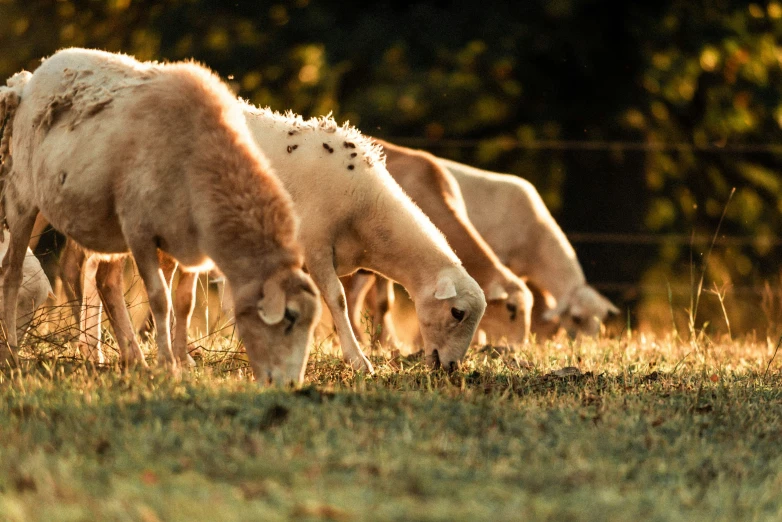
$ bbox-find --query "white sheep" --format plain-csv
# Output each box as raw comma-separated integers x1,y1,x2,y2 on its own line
64,103,488,373
0,48,321,383
438,158,619,337
0,230,54,344
240,105,486,372
343,138,534,346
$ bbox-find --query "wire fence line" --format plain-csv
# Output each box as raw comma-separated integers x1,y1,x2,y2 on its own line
386,137,782,154
561,231,782,298
589,281,776,298
565,232,782,247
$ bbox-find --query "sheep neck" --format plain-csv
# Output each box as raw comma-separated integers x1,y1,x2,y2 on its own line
355,182,462,300
522,225,586,303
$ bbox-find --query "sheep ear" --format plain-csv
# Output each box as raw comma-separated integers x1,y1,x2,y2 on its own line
486,281,509,302
434,275,457,300
605,299,620,315
588,285,620,316
258,278,286,325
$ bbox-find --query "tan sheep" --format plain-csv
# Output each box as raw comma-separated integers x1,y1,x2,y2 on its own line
51,99,487,373
0,48,321,383
343,139,534,347
438,158,619,338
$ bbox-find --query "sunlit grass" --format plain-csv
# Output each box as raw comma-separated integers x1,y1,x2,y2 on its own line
1,317,781,521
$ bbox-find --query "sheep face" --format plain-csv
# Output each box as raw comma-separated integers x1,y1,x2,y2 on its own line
416,267,486,371
478,281,533,345
545,285,619,338
232,268,322,385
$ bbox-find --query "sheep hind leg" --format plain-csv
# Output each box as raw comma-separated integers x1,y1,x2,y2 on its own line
127,241,177,373
95,258,148,368
171,269,197,367
343,270,377,344
1,207,39,366
59,237,87,336
375,277,400,348
307,257,374,373
58,239,106,363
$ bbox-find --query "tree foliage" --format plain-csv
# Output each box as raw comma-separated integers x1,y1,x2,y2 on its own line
1,0,780,334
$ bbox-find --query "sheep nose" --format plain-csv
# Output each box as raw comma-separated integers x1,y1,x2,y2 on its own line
429,349,442,370
447,360,459,373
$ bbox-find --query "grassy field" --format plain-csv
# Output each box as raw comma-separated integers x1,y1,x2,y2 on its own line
1,322,781,522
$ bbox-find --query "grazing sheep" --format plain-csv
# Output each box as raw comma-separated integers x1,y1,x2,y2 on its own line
239,106,486,372
438,158,619,338
343,139,534,347
0,48,321,383
52,101,486,373
0,230,54,343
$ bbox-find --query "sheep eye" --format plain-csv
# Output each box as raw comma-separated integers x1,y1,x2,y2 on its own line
284,308,299,334
506,303,518,321
451,307,465,322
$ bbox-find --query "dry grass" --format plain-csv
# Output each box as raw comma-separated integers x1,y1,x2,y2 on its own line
0,299,781,522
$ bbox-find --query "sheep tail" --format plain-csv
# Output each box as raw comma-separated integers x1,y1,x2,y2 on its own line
0,70,32,236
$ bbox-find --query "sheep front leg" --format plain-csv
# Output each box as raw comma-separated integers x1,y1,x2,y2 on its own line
172,269,197,367
307,258,374,373
138,251,177,339
129,244,177,371
1,209,39,366
95,258,148,367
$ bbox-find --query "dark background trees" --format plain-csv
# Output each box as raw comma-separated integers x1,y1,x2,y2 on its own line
2,0,781,336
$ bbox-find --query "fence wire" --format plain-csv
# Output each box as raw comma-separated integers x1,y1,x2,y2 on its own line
387,137,782,154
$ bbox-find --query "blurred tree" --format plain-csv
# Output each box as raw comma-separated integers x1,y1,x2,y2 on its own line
1,0,780,335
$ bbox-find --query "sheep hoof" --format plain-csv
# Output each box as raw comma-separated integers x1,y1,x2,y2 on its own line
156,354,181,377
345,354,375,374
76,342,105,364
180,354,196,368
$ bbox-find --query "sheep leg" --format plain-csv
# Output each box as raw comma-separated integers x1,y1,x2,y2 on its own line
129,244,177,371
138,251,177,339
76,254,104,363
375,277,400,347
1,207,39,365
27,212,50,252
172,269,197,367
95,258,148,367
307,258,374,373
344,271,377,344
348,274,400,347
59,237,87,332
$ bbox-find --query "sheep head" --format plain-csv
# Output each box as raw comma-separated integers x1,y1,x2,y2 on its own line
415,266,486,371
231,267,322,385
542,285,619,337
478,277,533,346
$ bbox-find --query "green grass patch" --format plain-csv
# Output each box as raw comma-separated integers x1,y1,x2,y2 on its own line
1,334,781,521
